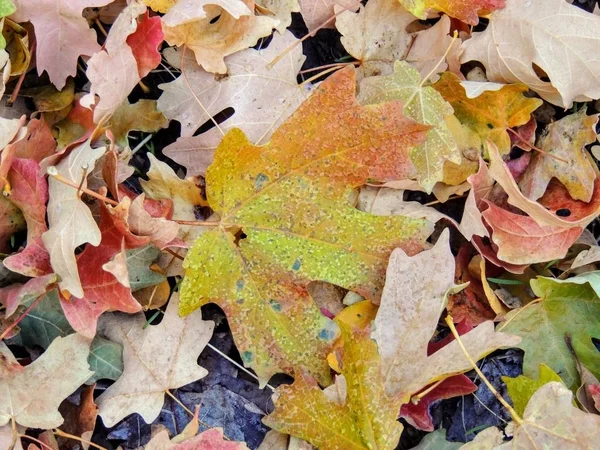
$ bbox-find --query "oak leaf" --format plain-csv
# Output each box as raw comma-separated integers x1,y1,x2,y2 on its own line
433,73,542,156
358,60,459,193
11,0,113,89
462,382,600,449
264,324,404,450
42,138,105,298
159,30,310,175
96,294,214,427
162,0,278,74
399,0,504,25
499,275,600,389
180,67,433,384
519,108,598,202
373,229,520,399
0,334,93,429
461,0,600,107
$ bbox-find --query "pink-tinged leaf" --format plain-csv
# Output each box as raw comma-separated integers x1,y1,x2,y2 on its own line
8,158,48,241
126,12,163,78
506,152,532,179
0,274,57,318
60,203,143,338
460,160,493,241
482,202,583,265
3,237,52,278
472,235,528,274
589,384,600,412
509,118,537,152
146,428,249,449
11,0,115,89
118,185,175,218
400,375,477,431
8,118,56,162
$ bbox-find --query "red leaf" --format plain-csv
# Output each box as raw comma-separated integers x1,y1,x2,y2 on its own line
126,12,163,78
59,202,143,338
400,374,477,431
4,237,52,278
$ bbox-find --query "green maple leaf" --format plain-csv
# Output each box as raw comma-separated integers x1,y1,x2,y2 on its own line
180,67,433,385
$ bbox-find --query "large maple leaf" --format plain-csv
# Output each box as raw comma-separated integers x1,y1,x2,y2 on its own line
11,0,114,89
180,67,433,385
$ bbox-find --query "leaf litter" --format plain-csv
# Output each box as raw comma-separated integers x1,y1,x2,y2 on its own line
2,0,600,449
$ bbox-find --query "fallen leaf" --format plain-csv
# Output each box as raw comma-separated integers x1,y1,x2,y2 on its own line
373,229,520,399
519,108,598,202
399,0,504,25
180,67,433,384
459,160,492,240
502,364,562,416
264,324,404,450
57,384,97,450
96,294,214,427
400,375,476,431
126,194,180,250
461,0,600,107
0,334,93,429
42,138,105,298
10,0,113,89
58,201,144,338
482,202,583,265
0,193,24,251
413,429,461,450
145,427,249,449
162,0,278,74
159,30,310,175
107,99,168,146
463,382,600,449
488,142,600,229
335,0,416,78
162,0,252,27
257,0,299,33
433,72,542,156
126,10,164,77
84,0,146,122
126,244,166,291
500,275,600,389
359,60,459,193
143,0,175,13
298,0,358,32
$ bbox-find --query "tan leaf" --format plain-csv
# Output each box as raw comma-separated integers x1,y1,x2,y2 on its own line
461,0,600,107
257,0,300,32
519,108,598,202
162,0,278,74
42,139,105,298
459,160,492,241
298,0,358,32
335,0,416,77
162,0,252,27
0,334,93,429
96,294,214,426
461,382,600,449
373,229,520,399
127,194,180,249
159,30,310,175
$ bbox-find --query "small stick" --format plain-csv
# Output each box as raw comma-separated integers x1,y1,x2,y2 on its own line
0,290,48,341
445,315,522,425
175,219,220,226
53,429,107,450
18,434,56,450
8,39,36,106
165,248,185,261
506,128,568,164
46,168,119,206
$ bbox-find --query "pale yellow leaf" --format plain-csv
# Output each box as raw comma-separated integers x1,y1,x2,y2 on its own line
0,334,93,429
298,0,358,32
257,0,300,32
96,294,214,427
42,139,105,298
162,0,252,27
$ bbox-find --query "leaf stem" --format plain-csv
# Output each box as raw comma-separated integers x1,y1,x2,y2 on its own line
174,219,220,226
0,289,49,341
506,128,568,163
18,434,55,450
444,315,523,425
46,169,119,206
53,429,107,450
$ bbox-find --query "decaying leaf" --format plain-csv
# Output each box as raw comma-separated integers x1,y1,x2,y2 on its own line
359,60,459,193
519,108,598,202
162,0,278,74
11,0,113,89
0,334,93,429
433,73,542,156
96,294,214,427
500,275,600,389
42,138,105,298
399,0,504,25
159,30,310,175
264,324,404,450
372,229,520,399
180,67,433,384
